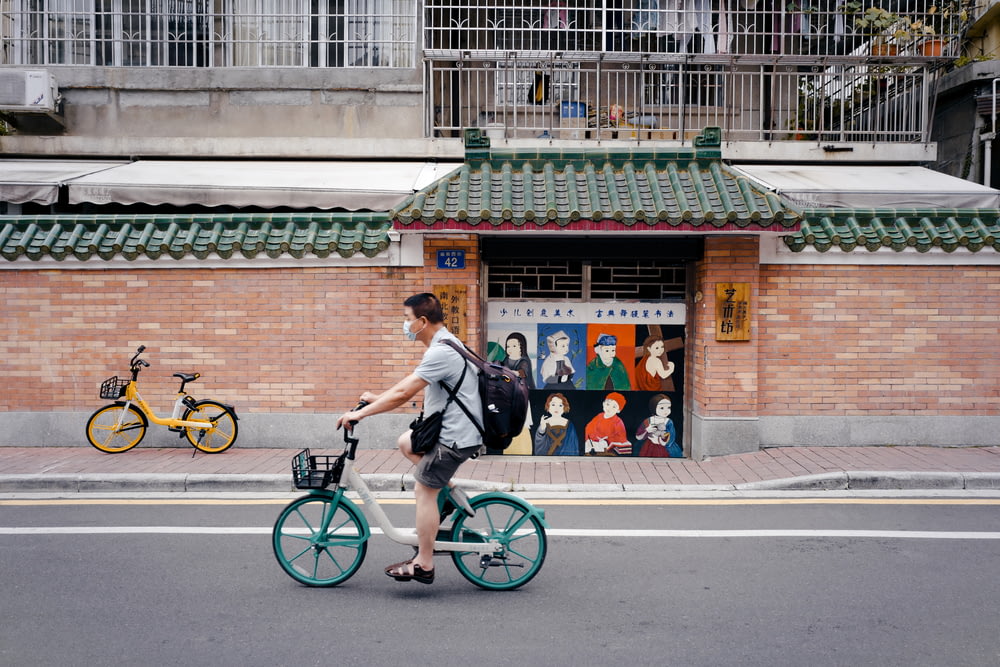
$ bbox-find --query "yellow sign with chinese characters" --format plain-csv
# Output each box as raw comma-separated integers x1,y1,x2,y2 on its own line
715,282,750,341
434,284,468,341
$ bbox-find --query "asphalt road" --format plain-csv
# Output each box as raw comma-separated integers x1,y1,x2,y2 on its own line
2,494,1000,667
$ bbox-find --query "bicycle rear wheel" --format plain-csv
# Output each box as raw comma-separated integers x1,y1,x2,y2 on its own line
182,400,238,453
272,494,369,587
450,495,547,590
85,403,147,453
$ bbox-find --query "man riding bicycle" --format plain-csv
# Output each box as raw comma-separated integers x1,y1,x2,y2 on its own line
335,292,482,584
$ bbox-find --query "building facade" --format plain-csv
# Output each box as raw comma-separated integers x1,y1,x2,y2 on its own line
1,1,999,458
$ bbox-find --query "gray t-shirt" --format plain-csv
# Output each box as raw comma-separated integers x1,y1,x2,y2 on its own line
414,328,484,450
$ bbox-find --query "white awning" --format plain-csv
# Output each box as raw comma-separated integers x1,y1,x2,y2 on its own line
0,160,128,205
65,160,460,210
731,165,1000,209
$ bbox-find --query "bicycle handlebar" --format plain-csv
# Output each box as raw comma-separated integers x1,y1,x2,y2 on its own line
341,400,369,450
339,400,367,434
129,345,150,378
344,400,369,428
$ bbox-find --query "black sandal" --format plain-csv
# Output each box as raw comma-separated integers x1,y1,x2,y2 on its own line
385,559,435,584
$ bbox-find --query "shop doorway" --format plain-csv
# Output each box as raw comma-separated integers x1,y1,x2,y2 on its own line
482,237,699,458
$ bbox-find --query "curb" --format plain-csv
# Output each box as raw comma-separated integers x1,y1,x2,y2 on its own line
731,471,1000,492
846,470,964,490
963,472,1000,490
0,473,291,494
735,472,849,491
2,471,1000,494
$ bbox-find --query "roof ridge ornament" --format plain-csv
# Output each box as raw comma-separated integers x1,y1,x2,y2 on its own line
463,127,491,149
694,126,722,148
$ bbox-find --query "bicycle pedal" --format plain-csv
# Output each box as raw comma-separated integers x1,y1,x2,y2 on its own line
167,427,183,433
480,555,523,569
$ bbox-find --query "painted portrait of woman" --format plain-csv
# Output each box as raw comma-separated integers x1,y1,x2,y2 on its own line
501,332,535,389
635,334,676,392
533,392,580,456
635,393,682,458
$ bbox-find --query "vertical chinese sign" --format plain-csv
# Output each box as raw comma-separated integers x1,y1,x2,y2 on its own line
434,284,467,341
486,301,686,458
715,283,750,341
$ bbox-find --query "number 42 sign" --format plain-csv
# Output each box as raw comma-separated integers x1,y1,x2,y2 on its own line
436,249,466,269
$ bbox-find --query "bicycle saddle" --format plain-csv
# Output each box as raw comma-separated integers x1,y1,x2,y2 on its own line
173,373,200,383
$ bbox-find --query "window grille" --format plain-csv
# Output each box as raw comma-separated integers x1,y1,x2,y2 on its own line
641,63,722,107
429,59,929,143
2,0,416,67
589,261,686,300
5,0,212,66
488,260,585,300
487,259,686,301
494,60,579,107
424,1,972,61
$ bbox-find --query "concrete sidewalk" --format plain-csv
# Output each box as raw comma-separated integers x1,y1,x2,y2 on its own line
2,444,1000,494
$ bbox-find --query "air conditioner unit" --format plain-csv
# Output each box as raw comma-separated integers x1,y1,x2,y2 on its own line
0,69,59,113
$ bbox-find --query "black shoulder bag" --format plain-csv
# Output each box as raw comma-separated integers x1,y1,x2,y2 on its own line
408,357,467,454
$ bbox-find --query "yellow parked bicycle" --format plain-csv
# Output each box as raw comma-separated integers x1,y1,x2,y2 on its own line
86,345,238,454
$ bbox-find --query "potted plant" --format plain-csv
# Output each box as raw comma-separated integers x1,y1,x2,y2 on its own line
850,5,905,55
914,1,971,56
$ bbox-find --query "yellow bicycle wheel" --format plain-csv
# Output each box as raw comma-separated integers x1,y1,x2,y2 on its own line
182,400,238,453
85,404,147,453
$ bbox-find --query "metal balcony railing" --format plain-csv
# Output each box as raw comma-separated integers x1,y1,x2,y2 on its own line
428,57,931,143
2,1,974,68
424,0,975,62
0,0,972,144
1,0,417,67
423,1,980,144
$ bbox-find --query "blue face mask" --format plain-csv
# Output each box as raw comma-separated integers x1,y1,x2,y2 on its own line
402,318,423,341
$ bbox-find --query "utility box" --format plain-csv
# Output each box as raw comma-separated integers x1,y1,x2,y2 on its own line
0,69,65,133
0,70,59,113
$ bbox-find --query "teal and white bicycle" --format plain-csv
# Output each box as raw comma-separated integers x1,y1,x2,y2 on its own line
271,408,548,590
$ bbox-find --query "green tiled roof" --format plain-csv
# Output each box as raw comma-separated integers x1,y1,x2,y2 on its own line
392,151,798,232
785,210,1000,252
0,213,393,261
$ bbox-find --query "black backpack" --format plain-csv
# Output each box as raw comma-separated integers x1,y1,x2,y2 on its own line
439,338,530,450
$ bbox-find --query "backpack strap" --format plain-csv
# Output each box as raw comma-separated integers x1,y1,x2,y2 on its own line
441,337,485,363
440,378,485,438
417,341,467,421
438,339,486,438
438,349,467,413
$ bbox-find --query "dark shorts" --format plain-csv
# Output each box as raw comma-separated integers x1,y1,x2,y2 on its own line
414,443,481,489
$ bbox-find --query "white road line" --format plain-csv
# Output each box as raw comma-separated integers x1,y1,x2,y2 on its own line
547,529,1000,539
0,526,274,534
3,526,1000,539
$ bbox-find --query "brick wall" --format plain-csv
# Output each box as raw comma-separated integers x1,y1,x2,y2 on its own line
690,236,760,419
5,233,999,434
0,235,480,414
688,239,1000,422
757,263,1000,416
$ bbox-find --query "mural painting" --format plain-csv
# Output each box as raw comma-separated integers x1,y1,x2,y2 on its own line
535,323,586,391
533,392,580,456
487,302,685,457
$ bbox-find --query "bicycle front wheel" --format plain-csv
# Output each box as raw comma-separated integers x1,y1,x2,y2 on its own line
86,403,147,453
450,496,547,591
272,494,369,587
182,400,238,453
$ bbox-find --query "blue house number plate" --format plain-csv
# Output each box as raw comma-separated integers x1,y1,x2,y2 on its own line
437,249,465,269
